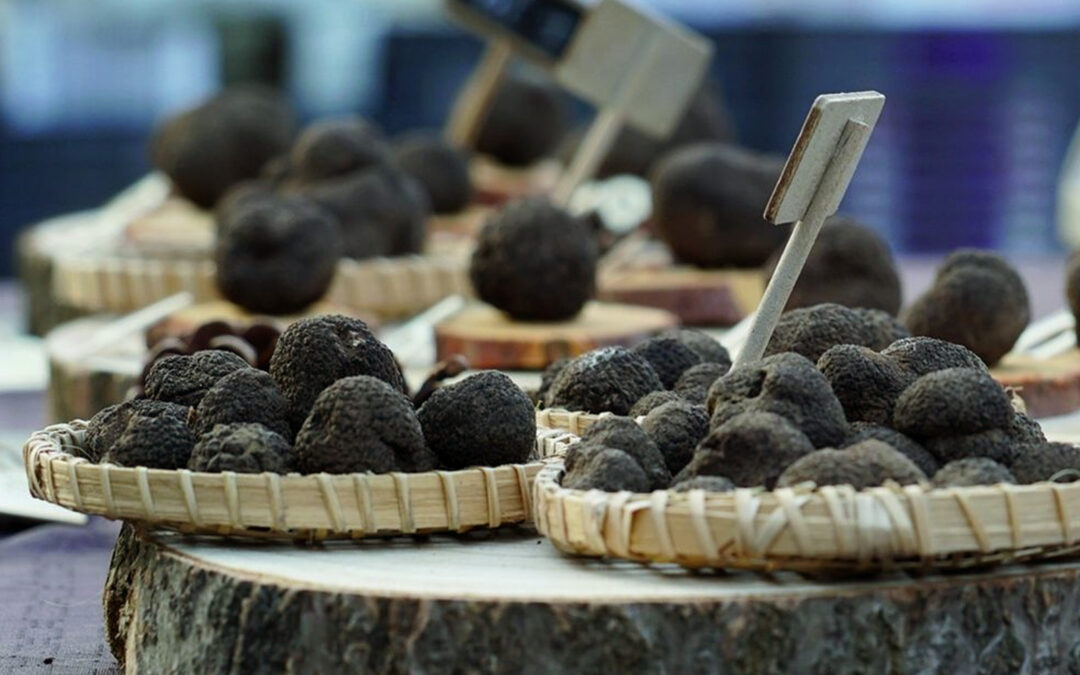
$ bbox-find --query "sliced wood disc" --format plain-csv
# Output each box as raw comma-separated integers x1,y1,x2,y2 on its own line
105,524,1080,672
598,266,764,326
992,349,1080,418
434,301,679,370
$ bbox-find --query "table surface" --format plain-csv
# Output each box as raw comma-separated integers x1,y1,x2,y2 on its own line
0,253,1076,671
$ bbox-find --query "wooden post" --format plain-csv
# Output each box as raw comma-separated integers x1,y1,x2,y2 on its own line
735,92,885,367
444,39,514,149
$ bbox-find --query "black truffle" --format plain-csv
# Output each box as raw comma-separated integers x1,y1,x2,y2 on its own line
903,250,1030,366
687,411,814,488
764,217,902,314
188,423,294,474
631,336,702,389
1010,442,1080,484
544,346,663,415
536,357,570,406
150,87,295,208
1010,411,1047,445
893,368,1012,438
846,422,939,477
469,198,597,321
880,336,988,377
562,445,650,493
144,350,251,407
650,142,786,268
628,390,683,418
85,399,190,463
269,315,406,431
393,132,472,214
775,440,926,490
924,428,1017,467
289,117,390,181
932,458,1015,488
670,475,735,493
192,368,292,440
578,416,670,489
474,69,568,167
641,400,709,475
418,371,536,469
662,328,731,367
294,376,434,474
103,414,196,469
764,303,908,363
707,352,848,448
674,362,729,405
817,344,913,425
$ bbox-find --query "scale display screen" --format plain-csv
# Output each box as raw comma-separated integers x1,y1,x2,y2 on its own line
455,0,584,58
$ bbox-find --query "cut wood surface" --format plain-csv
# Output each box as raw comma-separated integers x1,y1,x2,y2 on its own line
993,348,1080,418
105,523,1080,673
434,301,678,370
598,266,763,326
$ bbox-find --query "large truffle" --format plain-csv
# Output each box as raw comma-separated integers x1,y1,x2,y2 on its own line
631,336,702,389
150,86,295,208
846,422,939,477
544,346,663,415
817,344,913,425
85,399,189,463
775,440,926,490
707,352,848,448
561,445,650,493
628,390,683,418
893,368,1012,438
1010,442,1080,484
188,423,294,474
686,411,814,488
103,414,196,469
294,376,434,474
418,371,535,469
932,458,1015,488
144,350,251,407
469,198,597,321
879,336,987,377
764,217,902,314
216,194,342,314
269,315,406,431
764,303,908,363
393,132,472,214
674,362,729,405
641,400,709,475
577,416,670,489
924,429,1018,467
903,250,1030,366
474,69,568,167
650,142,786,268
192,367,291,440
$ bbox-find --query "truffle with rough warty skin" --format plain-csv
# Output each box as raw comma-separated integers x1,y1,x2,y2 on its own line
846,422,939,477
85,399,190,463
191,367,292,440
932,458,1015,488
577,416,670,489
685,411,814,488
561,445,650,493
775,440,926,490
661,328,732,367
880,336,988,377
1010,442,1080,484
764,303,908,363
641,400,709,475
631,336,702,389
188,423,295,474
674,362,729,405
893,368,1012,439
817,344,914,425
628,390,683,418
545,346,663,416
144,350,251,408
103,414,196,470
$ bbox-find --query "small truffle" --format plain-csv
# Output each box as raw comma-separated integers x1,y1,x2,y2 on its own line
932,458,1015,488
216,194,342,314
775,440,926,490
144,350,251,407
469,198,597,321
294,376,434,474
289,117,390,181
661,328,732,367
650,142,786,268
85,399,190,463
687,412,815,488
674,362,729,405
893,368,1012,438
817,344,913,425
418,371,536,469
269,315,406,431
1010,442,1080,484
562,445,650,493
192,368,291,440
880,336,987,377
545,346,663,416
474,69,568,167
631,336,702,389
846,422,939,477
903,250,1030,366
924,429,1017,467
103,414,196,469
188,423,294,474
641,400,709,475
628,390,683,418
764,303,909,363
763,217,902,314
393,132,472,214
670,475,735,493
578,416,670,489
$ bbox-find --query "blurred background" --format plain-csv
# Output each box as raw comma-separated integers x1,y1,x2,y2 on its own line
4,0,1080,276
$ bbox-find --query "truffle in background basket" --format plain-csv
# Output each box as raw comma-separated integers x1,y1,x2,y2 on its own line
393,132,473,215
473,68,569,168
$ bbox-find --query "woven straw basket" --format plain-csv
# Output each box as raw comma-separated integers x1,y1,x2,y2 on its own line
24,421,573,540
533,432,1080,572
50,254,470,320
534,409,612,436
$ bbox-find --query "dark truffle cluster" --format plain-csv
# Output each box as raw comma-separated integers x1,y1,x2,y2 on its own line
640,400,709,475
765,303,908,363
85,399,190,463
393,132,472,214
544,346,663,416
192,368,292,440
104,414,197,470
141,320,281,388
681,412,814,488
144,350,251,407
469,198,597,321
561,416,670,492
903,250,1030,365
474,68,569,167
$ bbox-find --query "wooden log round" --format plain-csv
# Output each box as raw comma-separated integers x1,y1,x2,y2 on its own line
434,301,679,370
597,266,764,326
993,349,1080,418
105,524,1080,673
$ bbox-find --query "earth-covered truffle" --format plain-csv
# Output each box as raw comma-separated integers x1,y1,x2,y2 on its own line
545,346,663,415
818,344,913,425
294,376,434,474
269,315,406,431
686,411,814,488
775,440,926,490
103,414,196,469
417,371,535,469
474,69,568,167
562,445,650,493
192,368,292,440
469,198,597,321
846,422,939,477
674,362,729,405
393,132,472,214
85,399,189,463
903,250,1030,366
880,336,987,377
628,390,683,418
670,475,735,493
578,416,670,489
764,303,908,363
144,350,251,407
641,400,709,475
1010,442,1080,484
932,458,1015,488
631,336,702,389
188,423,294,474
216,195,342,314
893,368,1012,438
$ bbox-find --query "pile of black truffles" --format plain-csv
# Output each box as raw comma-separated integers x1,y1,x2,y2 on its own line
83,315,537,476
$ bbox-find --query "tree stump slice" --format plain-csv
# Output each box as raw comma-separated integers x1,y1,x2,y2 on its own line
598,266,764,326
434,301,678,370
104,524,1080,673
45,317,144,423
992,349,1080,418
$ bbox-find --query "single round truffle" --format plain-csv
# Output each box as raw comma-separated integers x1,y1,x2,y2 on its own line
1010,442,1080,484
1010,411,1047,445
578,416,670,489
674,362,729,405
561,445,650,493
192,368,291,440
661,328,731,367
893,368,1013,438
924,429,1018,467
189,423,294,474
216,194,342,314
775,440,926,490
670,475,735,493
393,132,472,214
880,336,988,377
103,414,196,469
628,390,683,418
418,371,535,469
764,303,908,363
289,117,390,181
932,458,1015,488
817,344,914,425
641,400,709,475
688,411,815,488
631,336,702,389
650,142,786,268
150,87,295,208
294,376,434,474
144,350,251,407
85,399,190,463
474,69,568,167
269,315,406,431
544,346,663,415
764,217,902,314
469,198,597,321
846,422,939,477
903,250,1030,366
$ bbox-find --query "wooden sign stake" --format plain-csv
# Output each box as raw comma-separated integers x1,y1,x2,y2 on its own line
735,91,885,367
445,39,514,148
